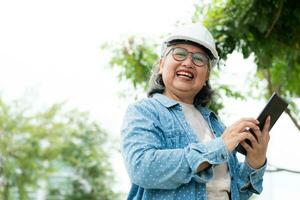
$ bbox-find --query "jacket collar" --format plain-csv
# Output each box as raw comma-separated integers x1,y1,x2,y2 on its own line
152,93,218,119
153,93,179,108
197,105,218,120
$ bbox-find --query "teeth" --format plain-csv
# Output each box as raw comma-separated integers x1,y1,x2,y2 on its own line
177,71,193,78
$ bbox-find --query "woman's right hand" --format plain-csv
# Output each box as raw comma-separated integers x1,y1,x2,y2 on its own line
221,118,260,152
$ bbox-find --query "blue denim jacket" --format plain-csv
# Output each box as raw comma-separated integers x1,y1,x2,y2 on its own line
121,93,266,200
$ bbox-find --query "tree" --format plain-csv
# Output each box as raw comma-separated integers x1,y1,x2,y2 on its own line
0,97,120,200
103,36,159,91
194,0,300,130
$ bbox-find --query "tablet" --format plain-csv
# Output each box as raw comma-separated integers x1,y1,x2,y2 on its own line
235,93,289,155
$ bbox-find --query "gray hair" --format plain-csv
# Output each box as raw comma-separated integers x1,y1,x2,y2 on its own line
147,61,165,96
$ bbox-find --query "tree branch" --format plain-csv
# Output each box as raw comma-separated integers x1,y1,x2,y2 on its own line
284,107,300,131
266,163,300,174
264,67,300,132
265,0,284,38
265,68,273,96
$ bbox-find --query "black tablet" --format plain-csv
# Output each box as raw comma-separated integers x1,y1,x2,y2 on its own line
235,93,289,155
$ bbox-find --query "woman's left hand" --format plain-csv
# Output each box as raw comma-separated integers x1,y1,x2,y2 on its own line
241,116,271,169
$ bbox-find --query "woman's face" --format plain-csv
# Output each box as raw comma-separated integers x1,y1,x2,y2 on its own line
159,43,210,104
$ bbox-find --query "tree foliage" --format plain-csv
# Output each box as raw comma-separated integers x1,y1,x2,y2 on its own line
194,0,300,130
0,97,119,200
106,36,159,90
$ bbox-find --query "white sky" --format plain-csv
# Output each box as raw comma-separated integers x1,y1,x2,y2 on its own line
1,0,300,199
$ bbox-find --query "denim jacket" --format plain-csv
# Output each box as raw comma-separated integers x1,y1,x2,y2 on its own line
121,93,266,200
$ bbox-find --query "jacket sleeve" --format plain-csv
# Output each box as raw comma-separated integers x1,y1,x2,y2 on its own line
121,103,230,190
236,154,267,199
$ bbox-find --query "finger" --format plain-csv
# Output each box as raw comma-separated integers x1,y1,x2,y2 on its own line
264,131,270,143
241,141,253,153
262,116,271,134
235,121,260,133
250,128,262,144
262,118,271,143
229,118,259,134
246,132,258,146
238,131,253,142
234,118,259,126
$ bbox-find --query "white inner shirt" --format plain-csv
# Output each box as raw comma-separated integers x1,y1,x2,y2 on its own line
180,102,231,200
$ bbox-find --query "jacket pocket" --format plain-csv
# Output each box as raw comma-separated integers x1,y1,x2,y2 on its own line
164,129,188,149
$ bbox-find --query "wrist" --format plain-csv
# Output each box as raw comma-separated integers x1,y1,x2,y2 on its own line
246,158,267,169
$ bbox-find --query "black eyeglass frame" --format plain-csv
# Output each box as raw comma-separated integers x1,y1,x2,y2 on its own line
165,47,211,68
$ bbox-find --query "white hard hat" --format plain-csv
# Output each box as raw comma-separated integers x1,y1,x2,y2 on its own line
162,23,219,67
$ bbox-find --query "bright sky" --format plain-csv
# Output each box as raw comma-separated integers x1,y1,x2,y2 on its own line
1,0,300,199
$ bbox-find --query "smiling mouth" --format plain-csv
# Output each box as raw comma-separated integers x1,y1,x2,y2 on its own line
176,71,194,79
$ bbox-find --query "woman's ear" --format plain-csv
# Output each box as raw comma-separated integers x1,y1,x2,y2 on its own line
159,58,164,73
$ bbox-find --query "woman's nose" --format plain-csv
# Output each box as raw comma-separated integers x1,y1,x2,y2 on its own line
181,54,194,68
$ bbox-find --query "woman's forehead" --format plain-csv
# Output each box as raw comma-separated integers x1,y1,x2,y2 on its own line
172,43,207,54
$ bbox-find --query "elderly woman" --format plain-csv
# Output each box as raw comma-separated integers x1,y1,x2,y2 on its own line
121,23,270,200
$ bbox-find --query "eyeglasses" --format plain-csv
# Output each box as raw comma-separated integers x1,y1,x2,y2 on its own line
166,47,210,67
